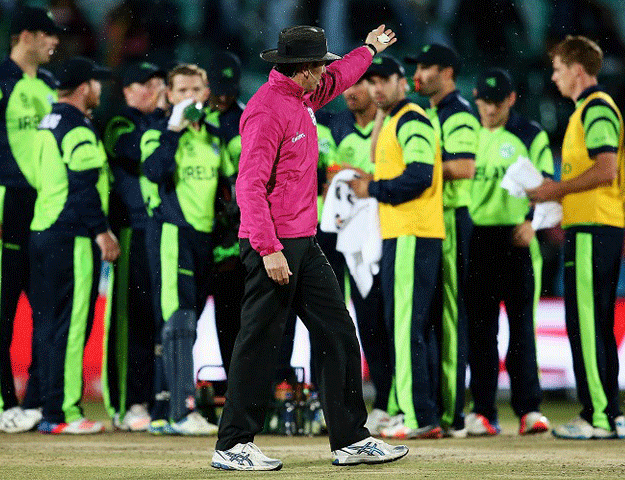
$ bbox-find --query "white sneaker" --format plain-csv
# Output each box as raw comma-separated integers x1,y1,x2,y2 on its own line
364,408,391,436
114,404,151,432
332,436,409,465
212,442,283,471
170,411,218,436
0,406,42,433
552,417,615,439
615,416,625,439
519,412,550,435
442,426,468,438
465,412,501,436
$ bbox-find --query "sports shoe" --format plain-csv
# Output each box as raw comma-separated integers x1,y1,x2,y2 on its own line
332,436,409,465
519,412,550,435
170,411,218,436
552,417,615,439
38,418,105,434
615,416,625,439
364,408,391,436
465,413,501,436
442,425,468,438
0,406,42,433
113,404,151,432
380,419,442,439
211,442,283,471
148,419,177,435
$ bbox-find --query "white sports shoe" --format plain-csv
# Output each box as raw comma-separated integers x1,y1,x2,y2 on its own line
0,406,42,433
170,411,218,436
615,416,625,439
364,408,391,436
519,412,550,435
552,417,615,439
332,436,409,465
113,404,151,432
212,442,283,471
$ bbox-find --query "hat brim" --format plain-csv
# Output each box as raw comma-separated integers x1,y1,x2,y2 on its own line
209,80,239,96
92,66,113,81
260,49,341,63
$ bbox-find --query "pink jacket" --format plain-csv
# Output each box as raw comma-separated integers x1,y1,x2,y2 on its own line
237,46,373,256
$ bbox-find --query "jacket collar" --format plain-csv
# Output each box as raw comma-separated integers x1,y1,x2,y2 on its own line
268,69,306,99
437,89,460,110
389,98,410,117
2,57,25,79
576,85,604,104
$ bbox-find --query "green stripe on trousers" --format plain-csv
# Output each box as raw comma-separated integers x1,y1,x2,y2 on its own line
575,232,610,430
394,235,417,428
62,237,94,423
101,228,129,418
161,223,180,322
440,208,458,428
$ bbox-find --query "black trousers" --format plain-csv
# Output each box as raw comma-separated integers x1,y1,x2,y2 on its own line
466,226,543,422
0,186,39,411
564,226,623,430
29,231,100,423
103,227,155,416
217,237,369,451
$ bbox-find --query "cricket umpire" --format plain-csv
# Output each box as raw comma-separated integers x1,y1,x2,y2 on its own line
212,25,408,470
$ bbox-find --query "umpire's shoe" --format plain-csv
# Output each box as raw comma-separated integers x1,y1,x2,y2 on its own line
211,442,283,471
332,437,409,466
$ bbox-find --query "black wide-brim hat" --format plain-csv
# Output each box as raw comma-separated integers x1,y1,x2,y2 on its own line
260,26,341,63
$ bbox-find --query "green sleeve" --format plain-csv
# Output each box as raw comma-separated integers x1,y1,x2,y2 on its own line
583,104,620,156
441,111,479,159
61,127,103,171
227,135,241,171
317,123,336,169
219,143,235,177
529,130,554,177
396,113,436,166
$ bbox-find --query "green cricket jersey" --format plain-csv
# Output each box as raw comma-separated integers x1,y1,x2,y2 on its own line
470,110,554,226
427,90,480,209
31,103,110,236
142,123,234,233
0,58,58,189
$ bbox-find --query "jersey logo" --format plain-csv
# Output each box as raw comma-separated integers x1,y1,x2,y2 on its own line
39,113,61,130
499,143,514,159
307,107,317,126
292,132,306,143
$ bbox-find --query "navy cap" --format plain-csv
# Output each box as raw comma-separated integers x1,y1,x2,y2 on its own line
208,52,241,96
57,57,112,90
122,62,165,87
363,55,405,79
405,44,460,73
475,68,514,102
10,6,64,36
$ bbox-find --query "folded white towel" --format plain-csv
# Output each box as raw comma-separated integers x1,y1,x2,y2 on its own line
320,169,382,297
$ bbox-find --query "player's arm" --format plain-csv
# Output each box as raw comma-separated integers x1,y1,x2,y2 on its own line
528,102,619,202
141,128,182,184
365,111,436,204
441,111,479,180
104,114,142,172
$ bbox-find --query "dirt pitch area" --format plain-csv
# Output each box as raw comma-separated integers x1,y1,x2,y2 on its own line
1,400,624,479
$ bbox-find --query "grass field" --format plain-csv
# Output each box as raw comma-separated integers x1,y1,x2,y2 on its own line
1,398,625,480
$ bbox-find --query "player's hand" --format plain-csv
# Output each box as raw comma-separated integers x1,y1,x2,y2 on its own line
526,178,562,204
167,98,194,132
96,230,121,262
512,220,535,247
347,173,373,198
365,25,397,54
263,250,292,285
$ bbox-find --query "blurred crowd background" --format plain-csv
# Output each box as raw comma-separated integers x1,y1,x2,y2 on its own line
2,0,625,297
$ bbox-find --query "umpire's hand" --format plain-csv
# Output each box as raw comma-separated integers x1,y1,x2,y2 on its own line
96,230,121,262
365,25,397,54
263,251,292,285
